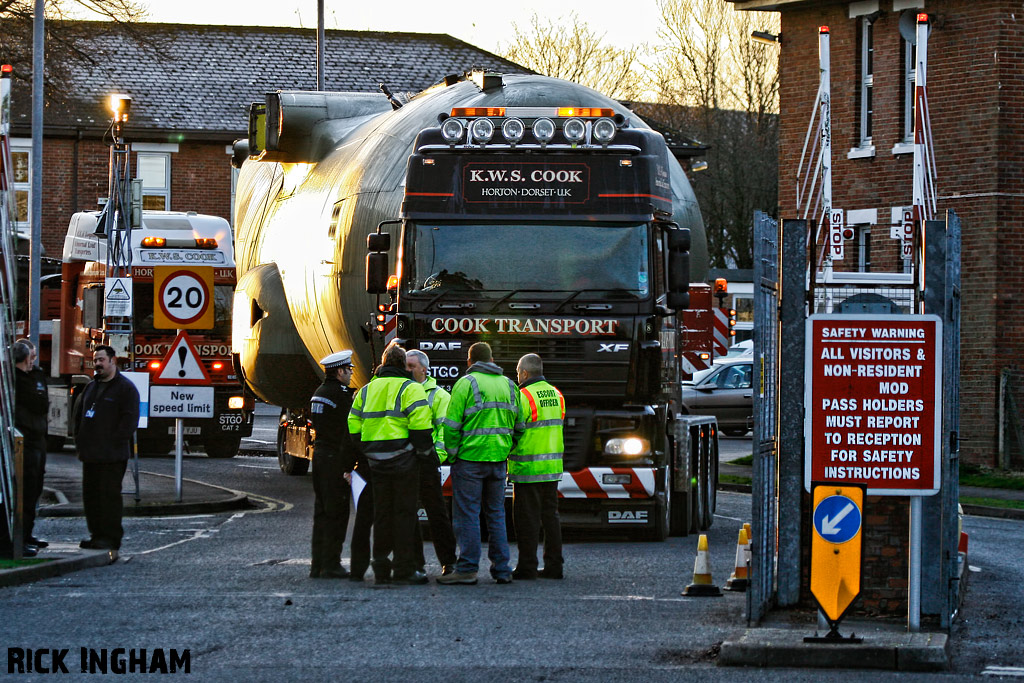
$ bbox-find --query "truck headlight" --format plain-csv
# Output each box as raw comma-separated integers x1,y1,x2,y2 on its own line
604,437,650,457
441,118,465,144
593,117,617,144
502,117,525,143
469,117,494,144
532,117,555,144
563,117,586,143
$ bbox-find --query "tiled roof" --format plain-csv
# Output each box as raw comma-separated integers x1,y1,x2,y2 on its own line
9,22,529,137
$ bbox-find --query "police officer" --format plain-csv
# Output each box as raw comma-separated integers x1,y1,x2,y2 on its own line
308,350,355,579
348,345,433,585
510,354,565,580
406,349,457,576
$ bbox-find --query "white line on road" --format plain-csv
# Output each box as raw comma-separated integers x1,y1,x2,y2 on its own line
982,666,1024,677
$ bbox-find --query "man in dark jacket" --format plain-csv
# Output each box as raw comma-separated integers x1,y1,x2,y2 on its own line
308,349,356,579
74,345,140,551
13,340,49,556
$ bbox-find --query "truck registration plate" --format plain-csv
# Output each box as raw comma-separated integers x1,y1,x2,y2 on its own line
166,426,201,435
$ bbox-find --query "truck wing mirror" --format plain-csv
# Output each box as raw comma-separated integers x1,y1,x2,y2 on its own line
665,226,691,310
366,253,389,293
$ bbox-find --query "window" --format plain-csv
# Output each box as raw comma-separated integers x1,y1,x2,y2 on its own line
901,36,916,144
857,226,872,273
136,152,170,210
858,17,874,148
11,146,29,235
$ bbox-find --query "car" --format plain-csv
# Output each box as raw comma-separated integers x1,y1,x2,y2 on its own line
680,357,753,437
725,339,753,357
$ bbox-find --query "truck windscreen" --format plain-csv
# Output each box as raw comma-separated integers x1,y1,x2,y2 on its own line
407,222,649,298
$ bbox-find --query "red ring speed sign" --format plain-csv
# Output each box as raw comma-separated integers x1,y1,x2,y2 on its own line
154,267,214,329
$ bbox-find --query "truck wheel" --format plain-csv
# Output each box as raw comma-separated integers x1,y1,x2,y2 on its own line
699,435,713,531
204,436,241,459
276,424,309,476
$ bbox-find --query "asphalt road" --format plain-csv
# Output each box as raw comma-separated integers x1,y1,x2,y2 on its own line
8,447,1022,680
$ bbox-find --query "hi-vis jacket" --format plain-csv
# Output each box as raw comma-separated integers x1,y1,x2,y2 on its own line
422,375,451,464
509,377,565,484
442,361,526,462
348,366,432,462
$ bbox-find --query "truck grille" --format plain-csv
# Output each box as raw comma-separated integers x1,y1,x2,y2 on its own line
490,338,586,362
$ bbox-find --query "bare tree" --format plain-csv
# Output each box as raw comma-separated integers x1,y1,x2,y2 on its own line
0,0,147,98
648,0,779,269
502,13,644,101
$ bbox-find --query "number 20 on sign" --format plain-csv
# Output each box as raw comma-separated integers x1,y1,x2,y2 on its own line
154,266,214,330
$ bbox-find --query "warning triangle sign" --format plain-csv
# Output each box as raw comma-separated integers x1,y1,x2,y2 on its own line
106,278,131,300
153,330,212,385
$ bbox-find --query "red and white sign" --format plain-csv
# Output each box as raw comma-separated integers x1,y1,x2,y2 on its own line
804,314,942,496
153,330,212,385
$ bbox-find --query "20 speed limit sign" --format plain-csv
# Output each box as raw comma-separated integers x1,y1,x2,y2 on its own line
153,266,214,329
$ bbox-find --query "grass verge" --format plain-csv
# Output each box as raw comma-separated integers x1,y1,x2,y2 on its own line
960,464,1024,491
720,474,752,487
960,496,1024,511
0,557,51,569
728,455,753,466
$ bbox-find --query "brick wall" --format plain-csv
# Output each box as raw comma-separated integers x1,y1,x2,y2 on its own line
35,136,233,258
778,1,1023,468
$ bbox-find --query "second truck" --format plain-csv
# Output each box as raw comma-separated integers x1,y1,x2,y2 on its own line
233,72,719,538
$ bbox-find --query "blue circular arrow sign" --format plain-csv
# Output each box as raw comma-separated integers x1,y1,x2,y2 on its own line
813,495,862,544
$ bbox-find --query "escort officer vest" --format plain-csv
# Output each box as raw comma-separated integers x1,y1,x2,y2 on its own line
509,378,565,483
348,374,431,461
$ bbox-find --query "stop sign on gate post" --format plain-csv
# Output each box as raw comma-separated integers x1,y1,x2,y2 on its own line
804,314,942,496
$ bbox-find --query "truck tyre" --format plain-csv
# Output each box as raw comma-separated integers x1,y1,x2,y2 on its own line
699,434,713,531
204,436,241,459
276,424,309,476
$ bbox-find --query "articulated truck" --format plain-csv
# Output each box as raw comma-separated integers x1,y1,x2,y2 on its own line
29,211,253,457
233,72,719,537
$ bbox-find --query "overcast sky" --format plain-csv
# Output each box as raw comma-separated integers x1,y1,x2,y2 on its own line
137,0,664,55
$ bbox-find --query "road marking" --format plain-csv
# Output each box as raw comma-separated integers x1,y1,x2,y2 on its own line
969,566,982,573
581,595,688,603
982,666,1024,677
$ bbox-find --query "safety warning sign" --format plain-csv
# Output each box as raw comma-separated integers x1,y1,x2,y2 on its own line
804,314,942,496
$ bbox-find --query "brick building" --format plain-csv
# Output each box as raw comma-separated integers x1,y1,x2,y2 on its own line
6,22,527,259
729,0,1024,469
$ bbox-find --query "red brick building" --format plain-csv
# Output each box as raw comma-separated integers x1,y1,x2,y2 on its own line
7,22,526,260
730,0,1024,469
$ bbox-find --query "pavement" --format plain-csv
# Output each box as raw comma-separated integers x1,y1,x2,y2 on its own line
1,454,252,589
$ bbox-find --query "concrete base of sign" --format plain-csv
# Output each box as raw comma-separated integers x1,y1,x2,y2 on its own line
719,623,948,671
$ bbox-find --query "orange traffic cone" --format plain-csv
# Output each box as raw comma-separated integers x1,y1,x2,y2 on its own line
724,528,749,592
682,534,723,597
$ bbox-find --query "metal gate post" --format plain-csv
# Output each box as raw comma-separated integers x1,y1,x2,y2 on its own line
750,211,781,624
921,212,961,627
778,219,807,607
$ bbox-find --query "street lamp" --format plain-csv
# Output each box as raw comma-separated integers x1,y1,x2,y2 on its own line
109,93,132,123
751,30,781,46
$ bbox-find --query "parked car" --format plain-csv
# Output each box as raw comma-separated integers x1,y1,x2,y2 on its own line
681,357,753,437
725,339,753,357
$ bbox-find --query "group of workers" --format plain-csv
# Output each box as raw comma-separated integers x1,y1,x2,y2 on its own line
307,341,565,585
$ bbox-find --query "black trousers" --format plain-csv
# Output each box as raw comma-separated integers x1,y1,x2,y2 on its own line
513,481,563,573
82,460,128,549
350,475,374,579
414,455,457,570
369,463,419,579
21,440,46,541
311,450,351,572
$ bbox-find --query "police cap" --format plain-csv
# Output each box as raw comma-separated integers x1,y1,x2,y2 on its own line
320,350,353,370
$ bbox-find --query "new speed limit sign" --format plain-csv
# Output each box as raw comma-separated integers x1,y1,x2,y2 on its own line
153,266,214,329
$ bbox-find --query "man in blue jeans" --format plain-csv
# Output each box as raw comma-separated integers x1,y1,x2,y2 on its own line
438,342,525,585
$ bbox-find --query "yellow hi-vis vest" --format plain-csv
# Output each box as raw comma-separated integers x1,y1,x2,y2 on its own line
348,375,431,461
509,379,565,483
